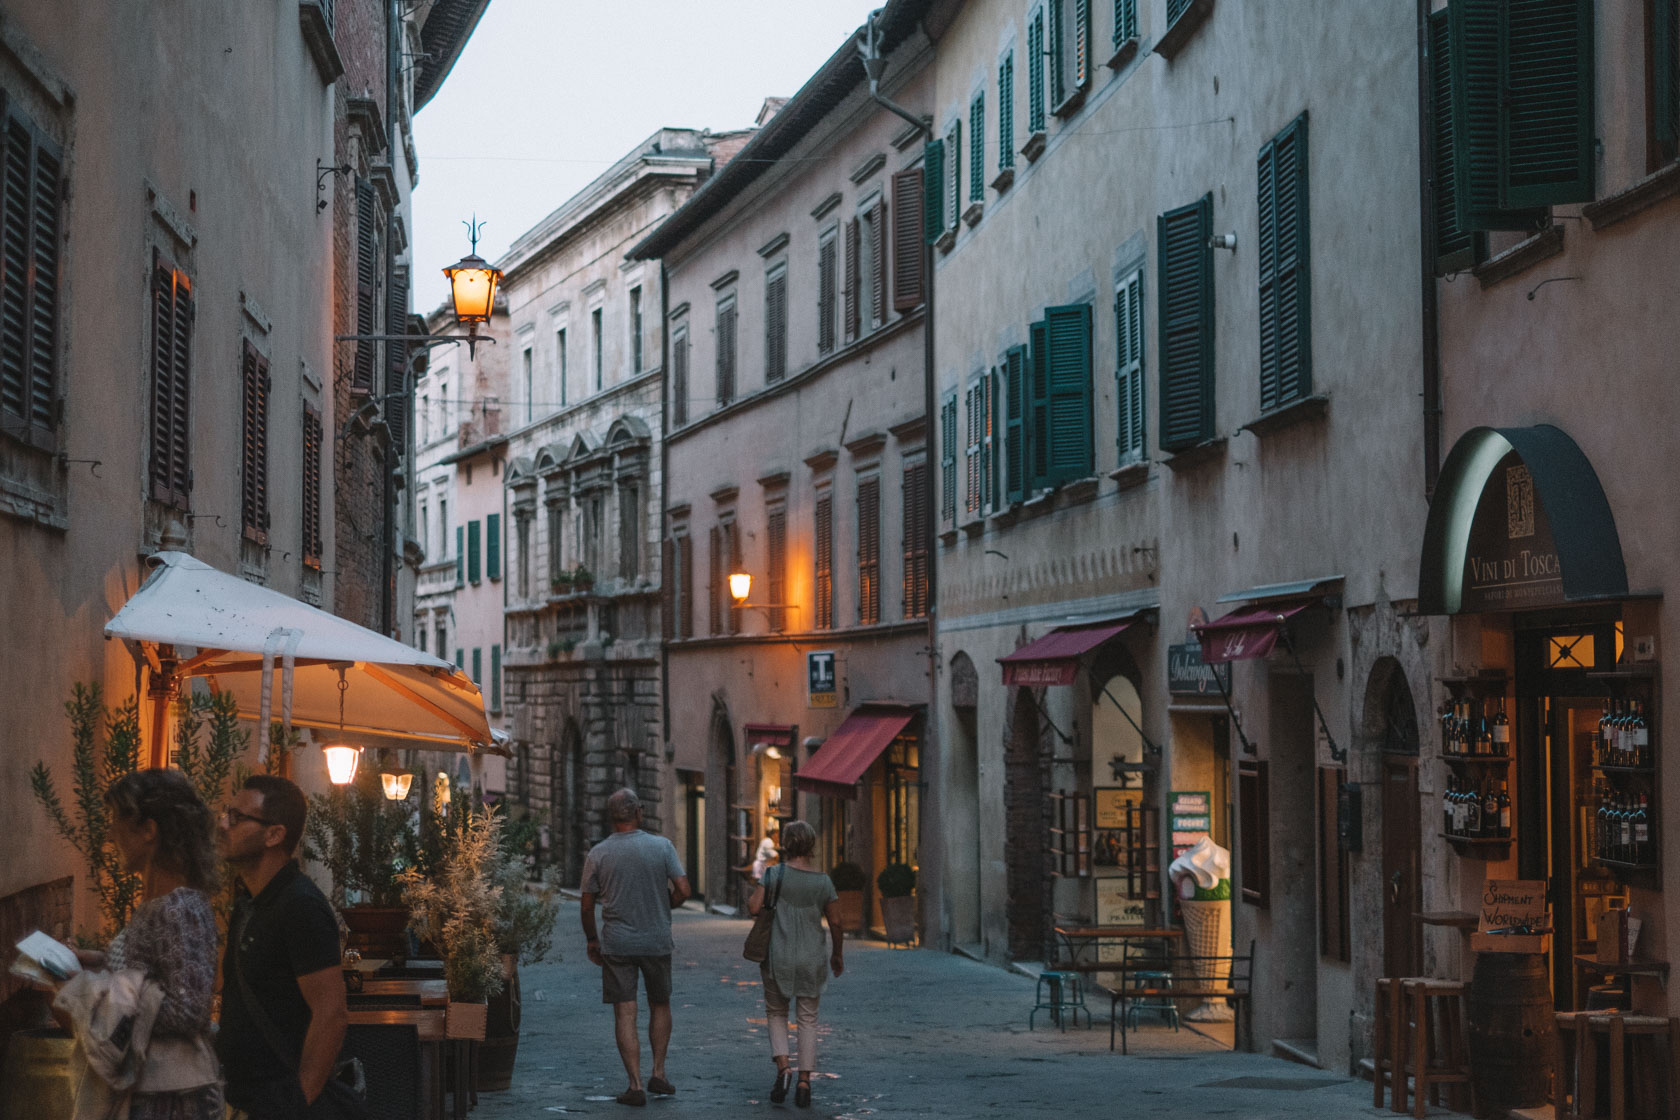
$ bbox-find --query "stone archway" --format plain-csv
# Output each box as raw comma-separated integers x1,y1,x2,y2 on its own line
551,718,586,887
946,652,982,948
1362,656,1422,982
706,699,739,908
1004,687,1049,961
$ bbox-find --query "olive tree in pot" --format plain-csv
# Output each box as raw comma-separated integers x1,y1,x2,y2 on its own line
478,820,560,1091
399,807,504,1040
304,770,413,958
876,862,917,946
829,861,868,933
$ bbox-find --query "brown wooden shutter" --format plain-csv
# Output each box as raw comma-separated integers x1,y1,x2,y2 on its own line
842,218,860,342
672,330,689,425
353,177,378,394
661,536,675,637
902,461,928,619
1238,760,1271,907
716,301,736,405
148,253,193,508
767,507,787,632
857,476,880,625
727,519,743,635
890,169,924,311
0,113,62,451
814,494,833,630
240,340,271,544
709,524,724,635
870,200,888,326
385,266,410,448
1318,766,1351,961
817,237,837,353
679,532,694,638
302,404,323,567
765,269,787,384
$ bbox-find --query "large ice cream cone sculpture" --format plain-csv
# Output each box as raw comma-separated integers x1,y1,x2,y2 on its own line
1178,897,1233,1021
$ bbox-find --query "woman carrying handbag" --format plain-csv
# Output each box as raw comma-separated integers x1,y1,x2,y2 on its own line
744,820,844,1109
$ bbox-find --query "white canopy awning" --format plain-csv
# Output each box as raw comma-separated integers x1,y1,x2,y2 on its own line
106,552,501,756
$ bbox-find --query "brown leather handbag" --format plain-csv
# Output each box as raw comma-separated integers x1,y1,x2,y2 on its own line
742,865,785,963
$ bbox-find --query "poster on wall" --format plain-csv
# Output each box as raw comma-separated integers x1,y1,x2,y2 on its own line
1170,790,1212,858
1093,788,1142,870
1096,878,1147,962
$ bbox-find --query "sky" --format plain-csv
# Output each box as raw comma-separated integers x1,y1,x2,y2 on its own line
410,0,884,312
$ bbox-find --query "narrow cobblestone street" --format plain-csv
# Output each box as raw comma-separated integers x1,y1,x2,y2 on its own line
478,903,1386,1119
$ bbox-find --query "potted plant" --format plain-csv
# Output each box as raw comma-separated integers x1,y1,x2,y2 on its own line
550,569,574,594
304,770,413,958
829,861,867,933
570,564,595,592
399,806,505,1039
478,823,559,1090
876,862,917,945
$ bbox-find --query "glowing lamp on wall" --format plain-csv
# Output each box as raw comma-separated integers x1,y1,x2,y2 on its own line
323,744,362,785
442,217,503,358
729,572,752,603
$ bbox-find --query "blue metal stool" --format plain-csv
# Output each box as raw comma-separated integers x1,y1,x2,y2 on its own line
1124,969,1180,1032
1030,970,1090,1031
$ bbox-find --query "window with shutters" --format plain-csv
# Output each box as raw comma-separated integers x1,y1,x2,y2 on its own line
998,52,1016,171
726,517,743,634
1002,344,1029,503
1158,0,1214,60
709,522,724,636
1114,0,1138,46
584,493,603,573
890,171,924,311
1028,304,1094,488
516,512,531,599
814,490,834,630
766,503,787,632
843,217,861,342
490,645,502,713
556,327,568,408
302,404,324,568
969,93,986,203
148,251,194,509
468,519,482,584
667,526,693,639
591,306,604,391
1051,0,1091,112
943,122,961,234
715,294,737,405
1428,10,1485,274
855,200,886,332
856,475,880,626
386,265,411,447
764,263,788,384
0,106,62,454
671,322,689,425
239,340,271,544
545,498,564,588
922,141,945,243
817,229,838,352
486,511,501,580
456,525,464,586
1257,113,1311,414
1114,268,1146,465
353,177,379,395
1157,194,1215,453
902,458,929,619
963,370,997,514
472,647,482,686
1653,0,1680,167
1448,0,1588,228
1028,7,1047,135
939,393,958,526
618,481,640,580
629,285,643,373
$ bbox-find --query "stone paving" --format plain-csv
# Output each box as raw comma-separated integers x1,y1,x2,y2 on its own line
475,901,1407,1119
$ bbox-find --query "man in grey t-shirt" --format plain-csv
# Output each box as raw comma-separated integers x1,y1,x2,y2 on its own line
580,788,690,1107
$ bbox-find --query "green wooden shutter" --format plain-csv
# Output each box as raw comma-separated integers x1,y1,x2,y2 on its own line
923,141,944,242
471,647,482,685
1430,9,1482,273
1074,0,1091,87
1004,345,1029,503
1028,9,1046,132
1049,0,1066,107
1115,269,1145,463
946,121,961,232
1043,304,1093,485
970,94,985,202
1028,320,1050,489
999,53,1015,168
468,519,481,583
1258,113,1311,412
1115,0,1137,45
1450,0,1548,230
1157,195,1214,451
940,393,957,524
1168,0,1193,23
1498,0,1595,208
487,512,501,580
455,647,464,669
1656,0,1680,161
456,526,464,586
981,370,996,510
490,644,501,711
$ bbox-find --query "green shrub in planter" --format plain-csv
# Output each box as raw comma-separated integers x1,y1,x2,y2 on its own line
829,861,868,891
876,862,916,899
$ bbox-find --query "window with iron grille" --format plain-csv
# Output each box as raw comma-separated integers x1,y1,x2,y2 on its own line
901,460,928,619
239,340,271,544
0,106,63,453
814,491,834,630
148,251,194,509
856,476,880,626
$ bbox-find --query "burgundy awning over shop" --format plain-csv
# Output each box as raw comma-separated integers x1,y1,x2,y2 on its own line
743,723,795,749
1194,601,1313,664
792,704,917,799
997,618,1137,686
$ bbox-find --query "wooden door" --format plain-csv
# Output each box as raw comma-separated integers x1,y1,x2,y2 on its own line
1381,754,1422,980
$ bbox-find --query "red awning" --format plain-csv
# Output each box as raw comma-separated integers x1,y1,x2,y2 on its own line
1194,601,1313,664
792,704,917,799
997,618,1137,686
743,723,795,749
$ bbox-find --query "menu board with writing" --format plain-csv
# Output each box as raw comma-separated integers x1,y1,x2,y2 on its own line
1170,790,1212,858
1470,878,1550,954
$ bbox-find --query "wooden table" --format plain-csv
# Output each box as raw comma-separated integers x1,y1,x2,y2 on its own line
1573,954,1670,990
1053,926,1182,973
359,977,449,1006
346,1006,450,1120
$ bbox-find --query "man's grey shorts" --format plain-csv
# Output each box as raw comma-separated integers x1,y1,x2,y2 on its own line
602,953,672,1004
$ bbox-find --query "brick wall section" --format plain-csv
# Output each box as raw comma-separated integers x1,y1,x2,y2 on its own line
1004,687,1051,961
331,0,392,630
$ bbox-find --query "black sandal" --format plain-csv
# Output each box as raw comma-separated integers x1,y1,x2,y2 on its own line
795,1075,812,1108
770,1066,793,1104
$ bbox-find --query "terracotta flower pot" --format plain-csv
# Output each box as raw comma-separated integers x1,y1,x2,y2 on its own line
880,894,916,945
477,955,522,1091
446,1000,489,1041
835,889,865,933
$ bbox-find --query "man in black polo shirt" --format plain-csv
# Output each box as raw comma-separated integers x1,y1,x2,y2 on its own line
216,775,348,1119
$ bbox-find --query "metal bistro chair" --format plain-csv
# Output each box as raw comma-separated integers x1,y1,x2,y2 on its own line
1030,970,1091,1031
343,1022,425,1120
1121,940,1180,1033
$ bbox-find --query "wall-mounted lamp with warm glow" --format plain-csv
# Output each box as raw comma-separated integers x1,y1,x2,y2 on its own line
322,664,360,785
441,216,504,358
728,571,799,615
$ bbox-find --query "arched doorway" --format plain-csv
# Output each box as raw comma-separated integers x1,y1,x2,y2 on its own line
1004,687,1048,961
706,701,740,908
551,718,586,887
947,652,982,949
1363,657,1421,982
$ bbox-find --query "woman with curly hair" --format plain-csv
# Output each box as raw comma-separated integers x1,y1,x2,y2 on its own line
70,768,225,1119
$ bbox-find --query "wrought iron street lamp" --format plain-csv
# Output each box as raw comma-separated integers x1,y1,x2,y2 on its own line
442,217,502,357
321,664,362,785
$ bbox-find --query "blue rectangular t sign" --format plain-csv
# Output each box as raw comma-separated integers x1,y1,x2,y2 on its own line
807,650,837,708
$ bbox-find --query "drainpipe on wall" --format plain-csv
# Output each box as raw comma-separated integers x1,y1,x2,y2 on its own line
379,0,400,636
658,260,672,764
1417,0,1443,497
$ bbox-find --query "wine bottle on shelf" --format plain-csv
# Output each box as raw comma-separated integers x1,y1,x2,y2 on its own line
1632,701,1649,768
1492,697,1510,756
1482,784,1498,840
1496,783,1511,839
1465,782,1481,837
1599,700,1613,767
1595,788,1609,860
1443,777,1454,837
1635,794,1650,864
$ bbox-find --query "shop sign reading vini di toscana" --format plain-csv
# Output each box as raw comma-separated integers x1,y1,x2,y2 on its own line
1460,454,1566,613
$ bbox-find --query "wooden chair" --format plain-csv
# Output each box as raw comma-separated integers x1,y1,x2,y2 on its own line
1555,1012,1680,1120
1398,978,1472,1119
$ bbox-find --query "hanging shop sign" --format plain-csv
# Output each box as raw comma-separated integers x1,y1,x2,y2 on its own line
807,650,837,708
1460,453,1565,613
1170,790,1212,857
1168,642,1229,695
1471,878,1549,954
